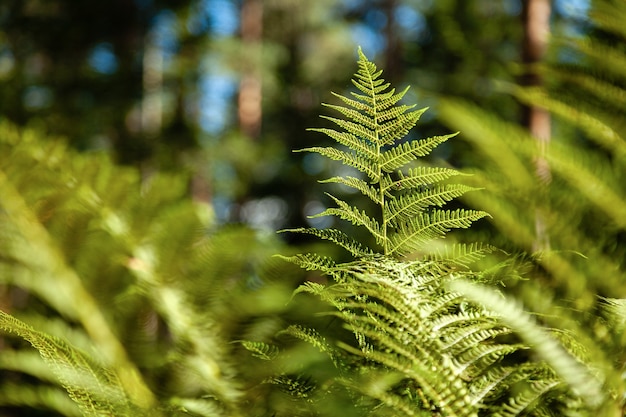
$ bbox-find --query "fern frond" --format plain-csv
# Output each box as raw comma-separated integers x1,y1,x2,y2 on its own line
312,194,383,244
295,146,379,181
274,253,337,273
495,378,563,417
320,176,379,202
386,184,479,224
307,126,377,158
423,242,497,269
280,227,374,257
239,341,280,361
450,279,604,408
341,371,421,416
454,343,523,377
264,374,317,399
440,322,512,353
380,133,457,172
380,166,465,194
293,281,327,297
321,110,377,133
0,310,137,416
467,366,516,406
279,325,335,357
598,297,626,334
389,209,489,256
287,48,479,258
376,109,427,146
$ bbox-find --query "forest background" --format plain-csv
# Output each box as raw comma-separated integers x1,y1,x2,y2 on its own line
0,0,592,231
1,0,625,416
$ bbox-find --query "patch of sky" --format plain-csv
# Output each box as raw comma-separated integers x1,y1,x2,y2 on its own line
503,0,522,16
152,10,179,59
554,0,590,39
364,8,387,30
555,0,590,21
88,43,118,75
188,0,238,36
207,0,239,36
394,4,426,40
351,23,385,59
199,66,238,136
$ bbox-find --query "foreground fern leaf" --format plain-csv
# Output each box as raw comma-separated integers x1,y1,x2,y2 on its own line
286,47,488,258
0,311,141,417
269,49,606,417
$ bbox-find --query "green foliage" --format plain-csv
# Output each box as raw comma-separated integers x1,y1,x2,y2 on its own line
1,11,626,415
269,48,626,416
0,311,139,416
283,47,488,259
0,120,304,416
436,0,626,304
432,7,626,407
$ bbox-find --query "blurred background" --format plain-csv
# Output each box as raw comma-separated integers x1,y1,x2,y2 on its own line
0,0,592,234
3,1,626,416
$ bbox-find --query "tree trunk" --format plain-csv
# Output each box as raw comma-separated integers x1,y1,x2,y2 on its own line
521,0,551,251
383,0,401,82
238,0,263,139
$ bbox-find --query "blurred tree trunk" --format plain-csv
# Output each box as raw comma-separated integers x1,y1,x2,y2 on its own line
382,0,401,82
521,0,551,251
142,36,163,138
238,0,263,139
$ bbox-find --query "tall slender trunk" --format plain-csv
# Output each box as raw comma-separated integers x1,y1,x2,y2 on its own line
521,0,551,251
383,0,401,82
142,36,163,137
238,0,263,139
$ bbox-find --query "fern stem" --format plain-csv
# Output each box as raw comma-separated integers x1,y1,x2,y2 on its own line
361,49,389,256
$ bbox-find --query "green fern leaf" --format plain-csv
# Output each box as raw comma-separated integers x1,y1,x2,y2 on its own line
380,166,466,194
312,194,383,244
495,379,562,417
306,127,377,159
286,48,486,258
280,227,374,257
275,253,337,273
240,341,279,361
386,184,480,224
423,242,497,269
279,325,333,355
450,279,604,409
295,146,380,181
389,209,490,256
380,133,458,172
319,176,379,203
0,310,136,416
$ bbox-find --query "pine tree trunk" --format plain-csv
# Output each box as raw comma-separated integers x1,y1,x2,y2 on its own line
521,0,551,251
238,0,263,139
383,0,401,82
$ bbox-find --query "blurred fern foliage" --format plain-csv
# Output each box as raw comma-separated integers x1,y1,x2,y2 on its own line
0,121,315,416
1,3,626,414
435,0,626,392
257,47,624,416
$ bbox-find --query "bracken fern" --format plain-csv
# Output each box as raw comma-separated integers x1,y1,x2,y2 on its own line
282,47,489,260
263,48,617,416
